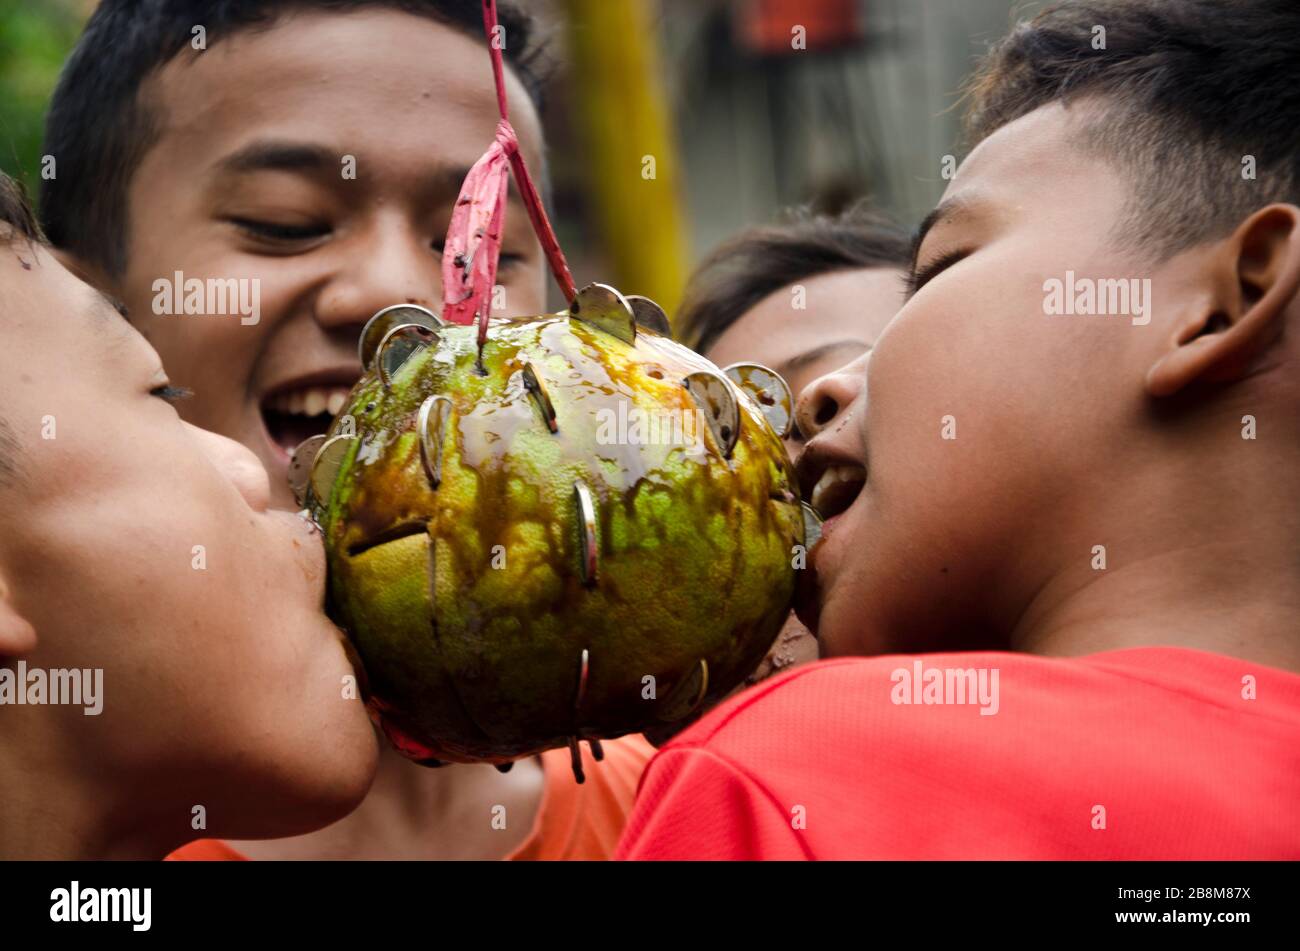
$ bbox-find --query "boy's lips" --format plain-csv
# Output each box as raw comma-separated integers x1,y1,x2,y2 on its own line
793,551,822,630
793,509,847,630
793,440,868,632
796,440,867,525
808,465,867,522
284,508,367,681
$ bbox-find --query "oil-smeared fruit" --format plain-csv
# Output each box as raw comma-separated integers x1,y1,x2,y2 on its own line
293,286,805,770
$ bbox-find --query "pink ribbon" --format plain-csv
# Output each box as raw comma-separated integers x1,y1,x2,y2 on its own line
441,0,578,352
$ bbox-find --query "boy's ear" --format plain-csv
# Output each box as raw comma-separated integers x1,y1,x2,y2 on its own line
0,572,37,657
1146,204,1300,398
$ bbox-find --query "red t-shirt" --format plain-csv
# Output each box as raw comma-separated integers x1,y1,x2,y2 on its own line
616,647,1300,860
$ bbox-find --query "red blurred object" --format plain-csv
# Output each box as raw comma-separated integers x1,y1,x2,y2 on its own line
735,0,864,55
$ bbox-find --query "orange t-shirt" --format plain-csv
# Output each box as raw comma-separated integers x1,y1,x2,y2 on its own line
168,734,654,861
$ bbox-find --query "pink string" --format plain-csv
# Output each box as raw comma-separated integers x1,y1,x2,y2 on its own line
441,0,578,349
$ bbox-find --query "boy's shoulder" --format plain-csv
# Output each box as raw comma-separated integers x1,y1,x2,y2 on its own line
672,646,1300,747
619,648,1300,859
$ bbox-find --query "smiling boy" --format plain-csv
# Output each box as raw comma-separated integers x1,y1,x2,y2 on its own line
40,0,652,860
41,1,552,506
0,174,378,859
617,0,1300,860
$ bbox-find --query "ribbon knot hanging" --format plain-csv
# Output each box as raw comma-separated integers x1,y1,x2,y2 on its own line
441,0,577,353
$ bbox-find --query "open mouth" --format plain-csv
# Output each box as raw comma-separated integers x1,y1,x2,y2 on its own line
261,380,356,457
808,464,867,522
792,455,864,633
796,434,869,528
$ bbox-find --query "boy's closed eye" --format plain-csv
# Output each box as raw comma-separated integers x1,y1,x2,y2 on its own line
904,195,988,299
225,220,527,268
151,384,194,404
228,216,332,249
904,248,972,298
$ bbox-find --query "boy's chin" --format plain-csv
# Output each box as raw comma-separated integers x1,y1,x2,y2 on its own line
220,725,379,840
301,704,382,821
796,581,878,659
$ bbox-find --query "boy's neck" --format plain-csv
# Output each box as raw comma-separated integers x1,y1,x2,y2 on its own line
1005,413,1300,673
1012,533,1300,674
232,743,545,860
0,752,167,859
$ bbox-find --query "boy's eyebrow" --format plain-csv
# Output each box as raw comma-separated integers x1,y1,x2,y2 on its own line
430,165,532,207
90,286,124,321
84,286,139,356
211,148,531,206
217,140,336,175
909,195,979,268
88,287,132,341
431,165,476,192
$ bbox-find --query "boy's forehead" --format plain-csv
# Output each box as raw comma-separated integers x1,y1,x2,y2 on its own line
144,8,542,177
942,102,1120,222
0,248,132,374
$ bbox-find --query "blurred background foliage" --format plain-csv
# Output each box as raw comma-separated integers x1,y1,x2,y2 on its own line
0,0,1044,313
0,0,91,195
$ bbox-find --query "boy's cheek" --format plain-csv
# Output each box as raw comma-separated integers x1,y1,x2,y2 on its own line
130,309,266,412
868,316,961,456
500,263,549,315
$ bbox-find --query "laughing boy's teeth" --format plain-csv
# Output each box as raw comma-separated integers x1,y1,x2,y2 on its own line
266,385,352,417
810,465,868,519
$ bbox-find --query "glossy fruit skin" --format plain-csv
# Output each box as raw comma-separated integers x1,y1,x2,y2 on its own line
315,313,803,764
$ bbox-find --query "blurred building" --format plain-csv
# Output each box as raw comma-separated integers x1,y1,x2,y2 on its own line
548,0,1048,309
0,0,1048,314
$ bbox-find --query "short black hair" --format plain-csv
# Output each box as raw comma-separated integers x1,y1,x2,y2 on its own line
965,0,1300,259
40,0,548,278
676,204,911,355
0,172,42,246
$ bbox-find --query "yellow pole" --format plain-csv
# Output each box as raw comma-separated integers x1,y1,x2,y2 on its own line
560,0,690,323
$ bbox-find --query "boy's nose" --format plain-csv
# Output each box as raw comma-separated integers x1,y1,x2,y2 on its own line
795,351,870,440
313,224,443,331
187,423,271,513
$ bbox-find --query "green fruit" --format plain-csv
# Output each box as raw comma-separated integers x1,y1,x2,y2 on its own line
297,286,804,766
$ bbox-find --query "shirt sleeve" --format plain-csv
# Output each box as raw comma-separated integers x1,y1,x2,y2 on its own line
616,745,809,860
